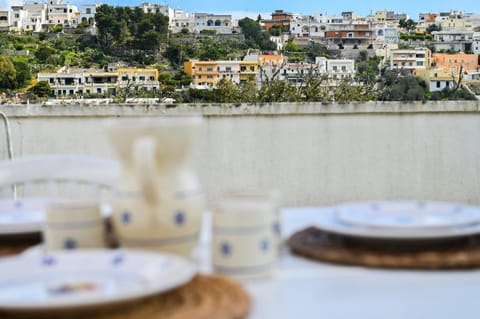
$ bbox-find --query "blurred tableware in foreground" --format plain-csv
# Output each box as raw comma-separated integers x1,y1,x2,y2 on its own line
43,200,106,251
0,249,195,311
314,200,480,240
212,190,278,279
105,116,205,256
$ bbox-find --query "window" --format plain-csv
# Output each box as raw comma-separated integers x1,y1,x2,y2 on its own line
64,9,67,13
446,81,450,87
97,88,102,93
226,67,232,72
333,66,338,72
207,67,213,72
250,66,255,71
139,76,145,81
240,66,246,72
122,76,128,81
86,8,91,14
436,81,441,88
207,75,213,79
341,66,346,71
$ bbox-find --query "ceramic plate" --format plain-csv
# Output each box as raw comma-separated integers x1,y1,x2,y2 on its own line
314,203,480,239
0,198,112,235
336,201,480,231
0,249,195,311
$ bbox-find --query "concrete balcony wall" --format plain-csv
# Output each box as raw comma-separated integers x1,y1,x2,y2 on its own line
1,101,480,207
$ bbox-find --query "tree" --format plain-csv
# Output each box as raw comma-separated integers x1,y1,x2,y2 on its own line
426,24,441,34
31,81,51,97
0,56,16,91
13,60,31,88
399,19,417,32
214,79,242,103
35,46,56,64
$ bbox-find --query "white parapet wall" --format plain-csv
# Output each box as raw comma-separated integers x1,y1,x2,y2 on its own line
1,101,480,207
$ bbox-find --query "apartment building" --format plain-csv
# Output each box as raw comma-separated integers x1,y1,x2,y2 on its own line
324,23,374,46
184,61,219,87
22,1,47,31
37,67,159,97
46,0,78,28
278,62,314,84
217,61,240,84
315,57,355,81
10,5,28,32
389,48,431,74
432,30,475,52
193,13,232,34
435,12,473,31
433,52,479,73
239,61,259,84
289,16,327,38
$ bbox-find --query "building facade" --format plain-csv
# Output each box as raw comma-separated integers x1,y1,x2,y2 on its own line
37,67,159,97
390,48,432,74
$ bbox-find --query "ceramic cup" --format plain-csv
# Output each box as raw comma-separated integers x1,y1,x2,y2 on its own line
212,192,278,279
43,200,106,251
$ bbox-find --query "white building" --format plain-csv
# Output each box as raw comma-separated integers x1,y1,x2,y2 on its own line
0,10,9,31
78,4,98,34
432,30,475,52
316,57,356,81
289,15,327,38
217,61,240,84
193,13,232,34
170,9,193,33
10,5,28,32
38,67,160,97
23,1,47,31
374,25,398,43
473,32,480,55
46,0,79,28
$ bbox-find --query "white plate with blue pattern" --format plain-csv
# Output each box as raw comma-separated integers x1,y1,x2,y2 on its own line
314,201,480,239
0,198,111,235
0,249,195,311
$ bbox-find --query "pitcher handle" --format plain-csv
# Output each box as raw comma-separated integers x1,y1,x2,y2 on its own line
133,136,158,205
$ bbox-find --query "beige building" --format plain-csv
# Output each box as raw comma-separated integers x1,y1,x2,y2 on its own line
390,48,432,74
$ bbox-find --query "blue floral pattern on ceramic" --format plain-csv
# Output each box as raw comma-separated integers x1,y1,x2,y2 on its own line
260,239,269,252
121,210,132,224
417,201,426,209
14,200,22,209
220,242,232,257
174,210,185,226
42,256,56,266
111,254,124,266
64,238,77,250
272,222,281,235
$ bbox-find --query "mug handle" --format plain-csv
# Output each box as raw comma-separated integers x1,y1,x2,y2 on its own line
133,136,158,205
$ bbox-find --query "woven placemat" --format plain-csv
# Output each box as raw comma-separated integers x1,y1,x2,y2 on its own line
0,274,250,319
0,233,41,257
288,226,480,269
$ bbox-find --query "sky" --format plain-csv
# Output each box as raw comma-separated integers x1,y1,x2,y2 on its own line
1,0,479,21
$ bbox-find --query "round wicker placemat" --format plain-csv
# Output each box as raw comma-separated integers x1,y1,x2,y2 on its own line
0,274,250,319
288,226,480,269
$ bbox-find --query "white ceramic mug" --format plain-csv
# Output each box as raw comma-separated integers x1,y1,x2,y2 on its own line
212,192,278,279
43,200,106,251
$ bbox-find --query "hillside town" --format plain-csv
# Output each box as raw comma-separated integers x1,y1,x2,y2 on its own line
0,1,479,102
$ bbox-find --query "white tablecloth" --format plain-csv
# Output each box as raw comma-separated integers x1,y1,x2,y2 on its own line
239,206,480,319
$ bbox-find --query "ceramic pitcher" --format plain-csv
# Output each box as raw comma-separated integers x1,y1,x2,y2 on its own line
105,116,205,256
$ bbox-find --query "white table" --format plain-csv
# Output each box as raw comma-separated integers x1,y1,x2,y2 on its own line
240,207,480,319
